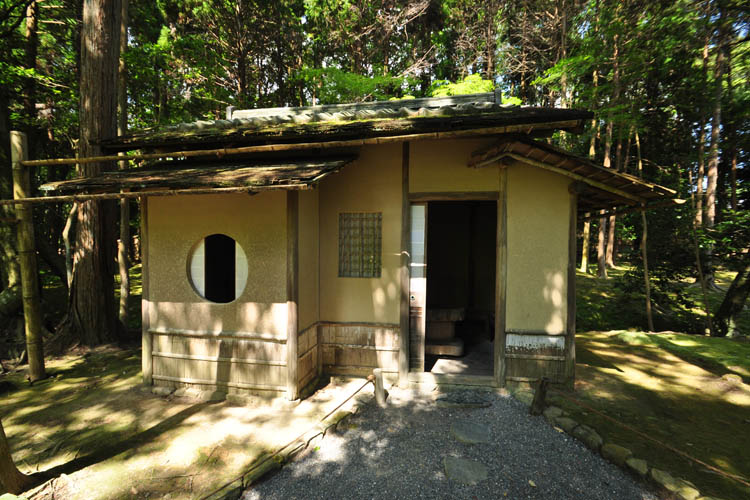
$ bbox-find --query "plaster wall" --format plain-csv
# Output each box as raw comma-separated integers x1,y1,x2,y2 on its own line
505,164,571,334
410,138,499,192
319,143,402,324
146,192,288,336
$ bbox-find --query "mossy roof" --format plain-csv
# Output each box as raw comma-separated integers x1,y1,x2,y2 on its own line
101,93,592,152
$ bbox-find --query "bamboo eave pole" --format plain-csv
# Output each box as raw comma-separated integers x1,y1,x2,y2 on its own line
19,120,585,168
0,183,312,206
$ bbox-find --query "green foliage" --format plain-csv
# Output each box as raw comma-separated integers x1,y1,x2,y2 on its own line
294,67,412,104
430,74,494,96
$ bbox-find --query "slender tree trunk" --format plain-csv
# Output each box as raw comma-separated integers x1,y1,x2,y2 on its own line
0,88,20,292
580,217,590,274
597,216,607,279
60,0,122,346
725,34,737,211
705,8,727,284
0,419,32,495
117,0,130,325
640,210,654,331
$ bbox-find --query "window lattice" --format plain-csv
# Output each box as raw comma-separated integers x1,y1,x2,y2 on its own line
338,212,382,278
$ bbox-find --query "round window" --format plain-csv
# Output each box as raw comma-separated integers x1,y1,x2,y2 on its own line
188,234,248,303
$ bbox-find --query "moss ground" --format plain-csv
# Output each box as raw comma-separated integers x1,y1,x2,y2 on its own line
554,265,750,500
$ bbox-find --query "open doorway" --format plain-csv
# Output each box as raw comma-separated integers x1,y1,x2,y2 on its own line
423,201,496,376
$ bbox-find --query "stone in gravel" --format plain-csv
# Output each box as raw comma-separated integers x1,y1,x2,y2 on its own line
173,387,202,398
650,469,701,500
601,443,633,467
450,421,490,445
572,425,603,451
512,390,534,406
626,457,649,477
436,391,492,409
198,390,226,402
554,416,579,433
151,386,174,396
443,456,488,485
542,406,563,423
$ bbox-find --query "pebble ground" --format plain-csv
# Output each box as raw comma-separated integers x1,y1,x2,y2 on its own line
242,387,657,500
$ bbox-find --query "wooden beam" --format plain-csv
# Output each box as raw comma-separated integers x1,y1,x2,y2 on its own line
398,142,410,387
21,120,586,167
494,167,508,387
409,191,499,202
11,131,46,382
565,188,577,387
0,183,305,206
140,196,152,386
286,190,299,400
579,198,687,220
491,152,646,204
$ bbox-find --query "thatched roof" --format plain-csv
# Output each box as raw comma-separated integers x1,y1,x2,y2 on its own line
39,157,355,195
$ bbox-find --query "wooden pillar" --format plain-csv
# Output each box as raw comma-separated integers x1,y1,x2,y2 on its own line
565,190,578,386
286,190,299,400
11,131,45,382
494,166,507,387
398,142,410,387
140,195,152,385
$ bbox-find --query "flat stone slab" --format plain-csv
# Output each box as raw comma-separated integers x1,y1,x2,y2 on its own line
444,456,488,485
436,391,492,409
450,421,490,444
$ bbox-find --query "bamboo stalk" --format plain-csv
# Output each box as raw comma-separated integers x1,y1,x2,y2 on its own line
20,120,584,168
0,183,309,206
10,131,46,382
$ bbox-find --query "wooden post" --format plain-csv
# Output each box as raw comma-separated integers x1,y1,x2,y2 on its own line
10,131,45,382
529,377,549,415
373,368,386,407
140,196,152,385
565,190,577,387
398,142,410,388
641,207,655,332
286,191,299,400
494,166,508,387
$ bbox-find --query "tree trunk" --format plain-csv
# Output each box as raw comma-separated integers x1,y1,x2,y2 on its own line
117,0,130,325
714,264,750,337
0,87,20,292
60,0,122,346
580,217,590,274
0,419,32,495
597,215,607,279
704,8,727,283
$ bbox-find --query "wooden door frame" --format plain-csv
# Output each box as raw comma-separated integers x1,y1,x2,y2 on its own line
403,189,505,388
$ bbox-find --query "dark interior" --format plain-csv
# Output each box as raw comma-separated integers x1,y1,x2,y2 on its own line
425,201,496,374
204,233,236,303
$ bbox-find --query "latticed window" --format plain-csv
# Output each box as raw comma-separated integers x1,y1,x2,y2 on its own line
338,212,382,278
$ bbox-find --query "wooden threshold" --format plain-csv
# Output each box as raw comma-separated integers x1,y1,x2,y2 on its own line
407,372,498,387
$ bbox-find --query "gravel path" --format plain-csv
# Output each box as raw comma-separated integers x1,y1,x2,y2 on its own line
242,387,657,500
